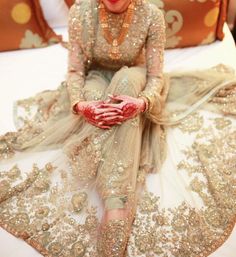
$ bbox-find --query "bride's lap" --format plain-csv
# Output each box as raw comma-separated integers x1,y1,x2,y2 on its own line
80,66,146,214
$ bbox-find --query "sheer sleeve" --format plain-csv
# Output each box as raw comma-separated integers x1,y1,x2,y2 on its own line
66,4,86,113
138,5,166,118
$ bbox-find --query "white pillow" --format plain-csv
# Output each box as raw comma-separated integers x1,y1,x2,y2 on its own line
40,0,69,28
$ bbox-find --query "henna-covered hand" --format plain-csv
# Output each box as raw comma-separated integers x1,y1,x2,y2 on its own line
96,94,146,125
75,100,124,129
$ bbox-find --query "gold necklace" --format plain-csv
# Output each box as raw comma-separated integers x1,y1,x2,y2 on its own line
98,0,135,60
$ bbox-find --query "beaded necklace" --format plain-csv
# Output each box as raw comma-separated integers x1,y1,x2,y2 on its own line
98,0,135,60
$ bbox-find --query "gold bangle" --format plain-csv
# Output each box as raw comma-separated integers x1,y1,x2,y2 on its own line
138,95,150,113
72,101,82,114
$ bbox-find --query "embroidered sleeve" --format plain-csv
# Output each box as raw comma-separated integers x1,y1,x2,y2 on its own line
139,5,166,115
66,3,86,113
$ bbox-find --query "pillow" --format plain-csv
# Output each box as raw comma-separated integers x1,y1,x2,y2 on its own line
64,0,75,8
150,0,228,49
0,0,62,52
40,0,69,28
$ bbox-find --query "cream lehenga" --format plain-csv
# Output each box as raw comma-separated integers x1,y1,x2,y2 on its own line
1,0,236,256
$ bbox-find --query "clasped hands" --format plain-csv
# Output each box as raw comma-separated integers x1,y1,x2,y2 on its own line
75,94,146,129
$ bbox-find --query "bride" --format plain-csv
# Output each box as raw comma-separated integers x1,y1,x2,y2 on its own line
0,0,236,256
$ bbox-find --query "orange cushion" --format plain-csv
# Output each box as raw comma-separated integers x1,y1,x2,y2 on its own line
0,0,62,52
64,0,75,8
151,0,228,48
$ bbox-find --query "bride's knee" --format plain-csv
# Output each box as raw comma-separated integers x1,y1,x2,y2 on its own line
108,66,146,97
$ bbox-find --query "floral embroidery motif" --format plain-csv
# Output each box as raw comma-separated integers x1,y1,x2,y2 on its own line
177,112,204,133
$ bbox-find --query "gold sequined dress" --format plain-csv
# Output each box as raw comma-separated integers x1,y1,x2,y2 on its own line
1,0,236,256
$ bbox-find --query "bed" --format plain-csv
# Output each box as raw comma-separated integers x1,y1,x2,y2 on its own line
0,22,236,257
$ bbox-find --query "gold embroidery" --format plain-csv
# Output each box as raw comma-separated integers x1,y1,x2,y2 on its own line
71,241,86,257
127,118,236,257
0,121,236,256
0,132,18,161
97,218,130,256
212,117,232,130
67,130,113,185
71,192,88,213
177,112,204,133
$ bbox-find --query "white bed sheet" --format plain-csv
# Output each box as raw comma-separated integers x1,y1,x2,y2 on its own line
0,23,236,257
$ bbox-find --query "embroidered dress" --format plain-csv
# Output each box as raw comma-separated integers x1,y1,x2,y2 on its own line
0,0,236,256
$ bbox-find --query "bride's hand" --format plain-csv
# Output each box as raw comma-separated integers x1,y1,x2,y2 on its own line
96,94,146,125
76,100,124,129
